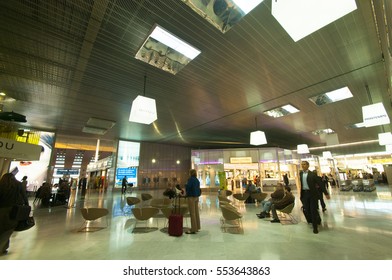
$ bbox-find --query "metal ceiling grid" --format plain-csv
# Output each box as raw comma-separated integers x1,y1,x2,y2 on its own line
0,0,391,157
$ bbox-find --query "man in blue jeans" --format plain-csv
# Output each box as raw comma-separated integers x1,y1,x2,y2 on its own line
256,183,285,219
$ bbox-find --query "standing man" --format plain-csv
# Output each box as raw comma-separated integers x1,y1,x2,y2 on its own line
121,176,127,194
300,161,330,234
21,176,28,192
185,169,201,234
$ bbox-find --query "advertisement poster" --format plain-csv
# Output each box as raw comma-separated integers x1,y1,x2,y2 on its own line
10,131,55,191
115,140,140,187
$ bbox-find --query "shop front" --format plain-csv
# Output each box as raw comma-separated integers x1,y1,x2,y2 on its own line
191,148,300,192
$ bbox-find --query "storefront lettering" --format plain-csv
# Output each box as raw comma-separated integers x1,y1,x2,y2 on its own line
0,140,14,150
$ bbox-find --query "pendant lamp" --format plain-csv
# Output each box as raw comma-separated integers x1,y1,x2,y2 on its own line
129,75,157,125
378,132,392,145
297,144,309,154
250,116,267,146
323,151,333,158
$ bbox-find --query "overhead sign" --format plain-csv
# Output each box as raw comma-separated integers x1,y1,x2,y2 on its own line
56,169,79,175
116,167,137,180
362,102,390,127
0,137,42,161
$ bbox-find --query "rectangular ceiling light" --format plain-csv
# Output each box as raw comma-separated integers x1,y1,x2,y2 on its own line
272,0,357,42
378,132,392,145
309,87,353,106
135,24,201,75
181,0,263,33
263,104,299,118
362,102,390,127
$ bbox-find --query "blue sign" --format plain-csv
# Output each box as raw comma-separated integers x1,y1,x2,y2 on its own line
56,168,79,175
116,167,137,180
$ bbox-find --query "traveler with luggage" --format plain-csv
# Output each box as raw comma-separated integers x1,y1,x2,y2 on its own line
185,169,201,234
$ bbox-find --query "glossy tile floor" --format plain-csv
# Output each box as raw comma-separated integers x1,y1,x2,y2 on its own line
1,184,392,260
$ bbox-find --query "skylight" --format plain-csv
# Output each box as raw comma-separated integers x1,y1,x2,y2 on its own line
263,104,300,118
272,0,357,42
346,122,366,129
135,24,201,75
181,0,264,33
309,87,353,106
312,128,335,135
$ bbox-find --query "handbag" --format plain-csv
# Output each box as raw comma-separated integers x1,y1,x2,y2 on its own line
14,216,35,232
9,205,31,221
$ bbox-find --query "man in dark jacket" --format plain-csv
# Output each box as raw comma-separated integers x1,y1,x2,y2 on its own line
300,161,330,234
121,176,127,194
0,173,29,255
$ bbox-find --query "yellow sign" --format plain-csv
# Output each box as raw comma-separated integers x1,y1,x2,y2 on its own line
230,157,252,164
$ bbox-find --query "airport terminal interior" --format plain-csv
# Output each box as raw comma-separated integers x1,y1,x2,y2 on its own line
1,0,392,262
1,184,391,260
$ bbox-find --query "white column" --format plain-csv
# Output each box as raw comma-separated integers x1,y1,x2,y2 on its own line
95,139,100,162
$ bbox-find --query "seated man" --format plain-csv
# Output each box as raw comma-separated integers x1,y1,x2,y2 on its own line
257,183,285,218
270,186,295,223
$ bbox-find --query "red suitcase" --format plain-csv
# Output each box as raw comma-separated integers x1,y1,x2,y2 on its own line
168,196,183,236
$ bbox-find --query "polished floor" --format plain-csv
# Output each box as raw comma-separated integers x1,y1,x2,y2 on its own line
1,184,392,260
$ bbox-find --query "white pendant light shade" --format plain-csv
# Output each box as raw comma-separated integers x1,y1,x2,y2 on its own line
250,130,267,145
323,151,333,158
386,145,392,152
129,95,157,125
378,132,392,145
297,144,309,154
325,133,339,146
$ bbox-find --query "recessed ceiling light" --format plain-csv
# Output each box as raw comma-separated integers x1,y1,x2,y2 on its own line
135,24,200,75
263,104,300,118
309,87,353,106
312,128,335,135
272,0,357,42
346,122,366,129
82,126,108,135
86,117,116,129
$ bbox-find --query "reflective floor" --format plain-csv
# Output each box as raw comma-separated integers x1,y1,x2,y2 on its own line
1,185,392,260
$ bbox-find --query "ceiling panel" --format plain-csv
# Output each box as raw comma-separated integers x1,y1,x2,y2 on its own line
0,0,391,157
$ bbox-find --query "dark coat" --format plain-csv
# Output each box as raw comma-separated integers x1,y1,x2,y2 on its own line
274,192,295,210
300,171,327,200
270,187,285,202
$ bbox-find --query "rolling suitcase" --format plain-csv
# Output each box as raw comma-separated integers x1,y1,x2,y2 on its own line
168,196,183,236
